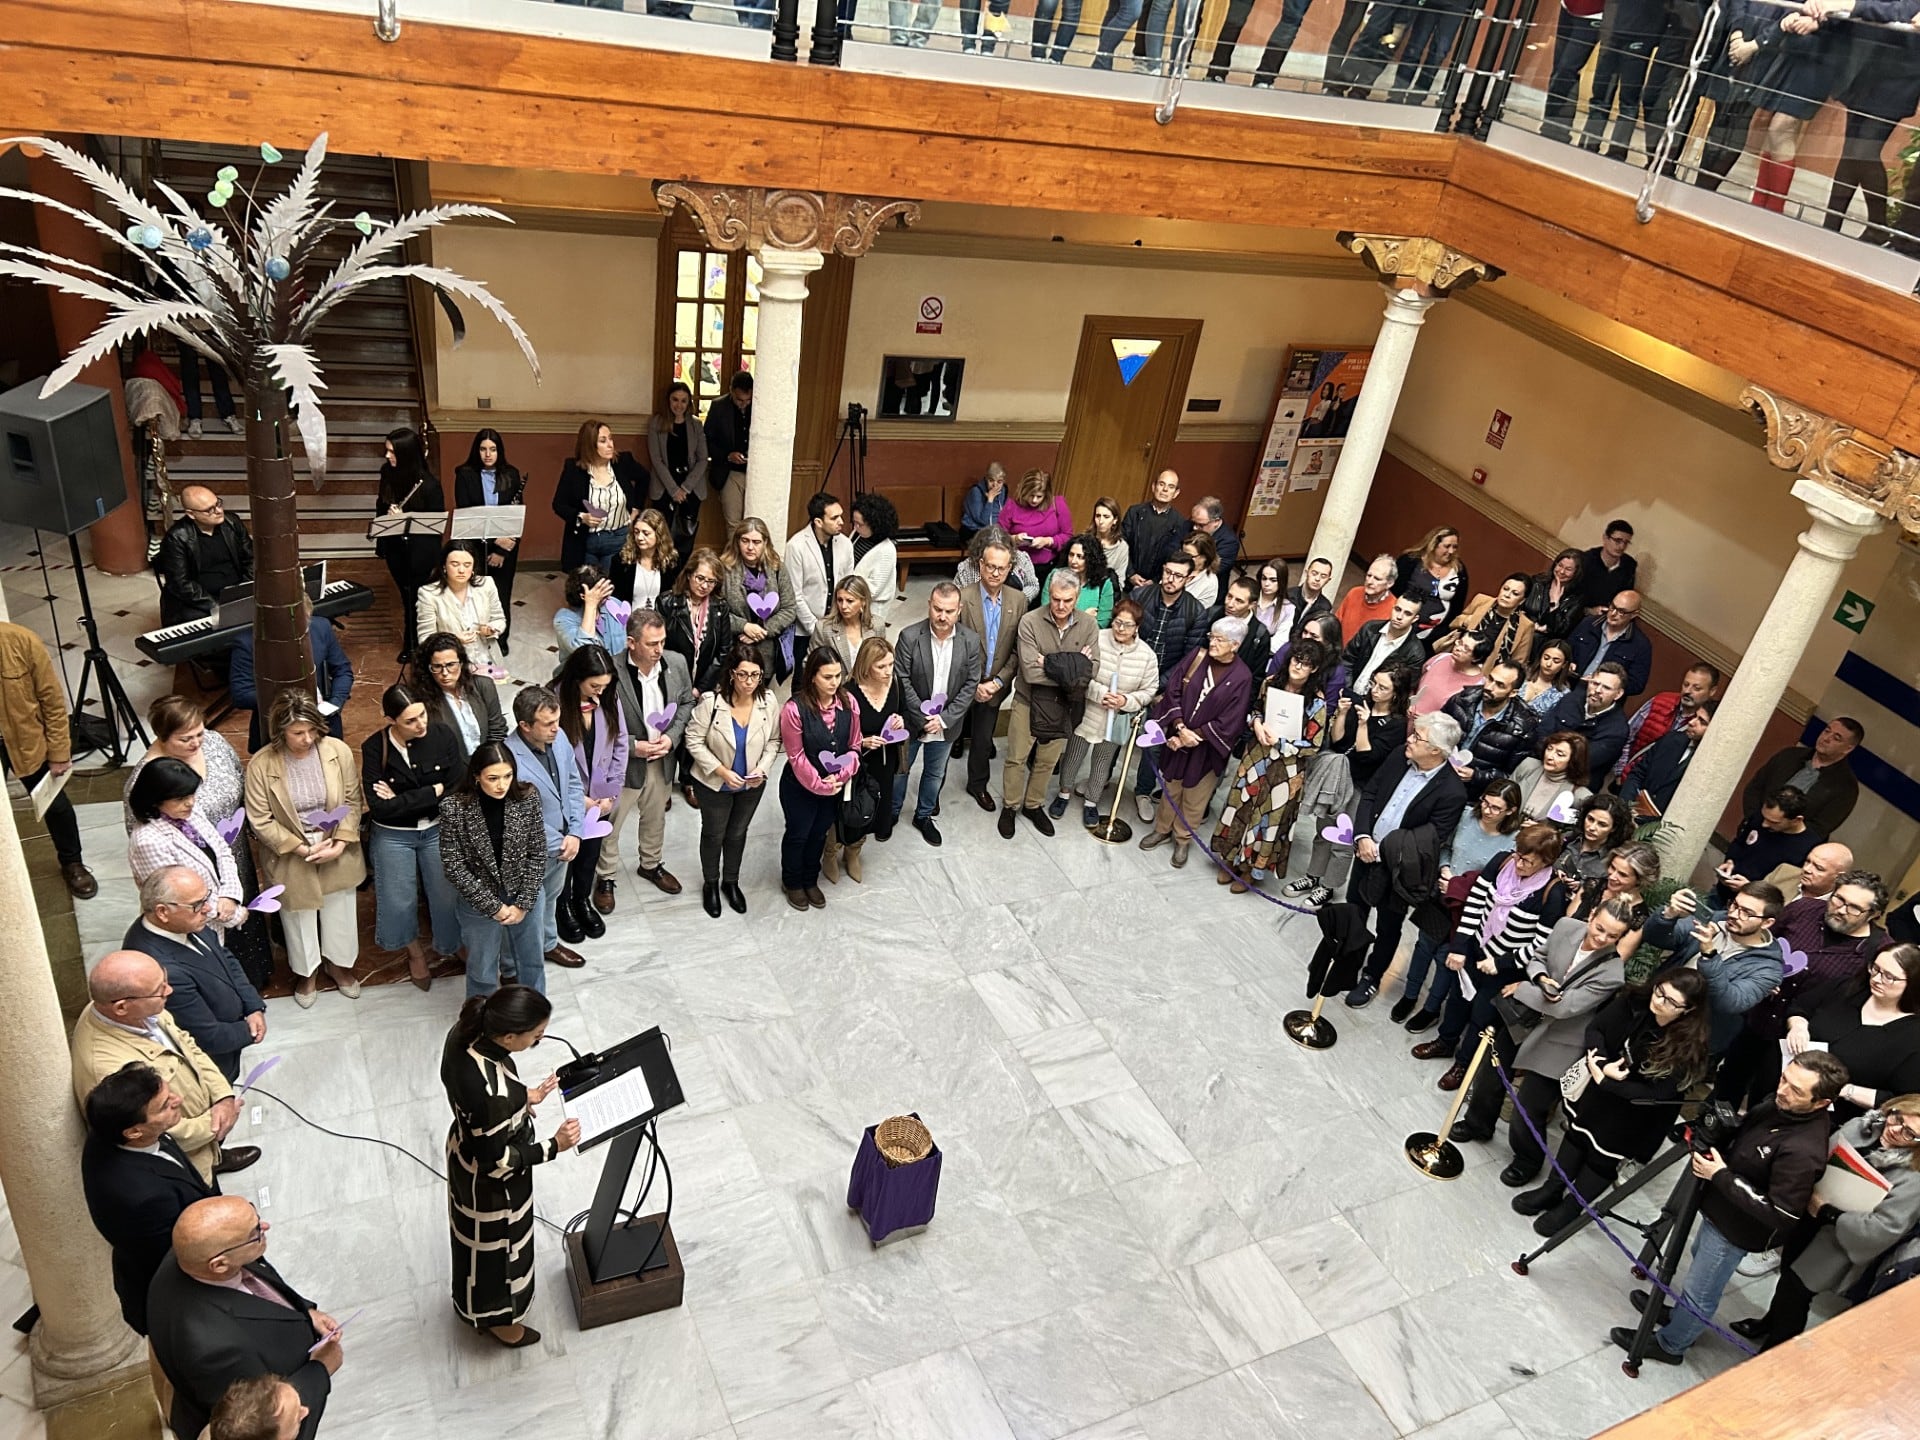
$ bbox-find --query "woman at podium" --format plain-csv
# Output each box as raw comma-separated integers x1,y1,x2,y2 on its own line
441,985,579,1347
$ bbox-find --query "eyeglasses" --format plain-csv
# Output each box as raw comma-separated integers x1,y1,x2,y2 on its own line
210,1221,266,1260
427,660,462,674
184,498,224,516
1829,895,1874,914
1608,604,1640,617
1650,990,1688,1009
734,668,763,681
1727,903,1769,922
1870,963,1907,984
164,895,216,914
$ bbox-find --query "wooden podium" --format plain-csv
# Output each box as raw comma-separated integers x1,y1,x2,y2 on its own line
564,1216,684,1329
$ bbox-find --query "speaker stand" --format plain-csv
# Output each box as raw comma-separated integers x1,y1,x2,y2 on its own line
65,531,148,767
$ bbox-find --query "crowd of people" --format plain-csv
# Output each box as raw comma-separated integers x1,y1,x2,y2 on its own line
25,408,1919,1434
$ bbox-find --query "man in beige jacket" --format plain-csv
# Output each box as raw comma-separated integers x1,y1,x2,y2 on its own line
70,951,257,1181
0,619,95,897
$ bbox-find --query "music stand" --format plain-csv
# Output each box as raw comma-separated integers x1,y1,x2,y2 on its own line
558,1028,688,1329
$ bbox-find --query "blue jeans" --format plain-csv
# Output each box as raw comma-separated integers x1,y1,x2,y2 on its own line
1398,932,1456,1015
1031,0,1084,59
1655,1216,1747,1354
368,823,461,953
734,0,774,28
893,735,954,823
1091,0,1143,68
459,902,546,998
582,528,624,569
541,854,567,953
1139,0,1198,70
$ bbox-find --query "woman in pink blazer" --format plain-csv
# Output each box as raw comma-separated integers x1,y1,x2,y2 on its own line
557,643,629,943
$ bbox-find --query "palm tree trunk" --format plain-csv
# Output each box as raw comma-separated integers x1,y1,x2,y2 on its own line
245,384,315,733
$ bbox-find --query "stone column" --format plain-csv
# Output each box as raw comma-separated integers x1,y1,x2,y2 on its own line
746,246,825,530
1306,233,1500,571
0,798,147,1406
653,184,919,536
1656,386,1920,880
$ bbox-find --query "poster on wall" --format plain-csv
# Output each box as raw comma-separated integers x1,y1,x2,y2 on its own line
1246,344,1374,519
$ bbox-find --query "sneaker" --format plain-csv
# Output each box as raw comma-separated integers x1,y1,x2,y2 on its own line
224,414,244,434
1304,886,1333,909
1737,1248,1782,1279
1047,794,1070,820
1134,794,1156,824
1389,996,1417,1025
1282,876,1318,897
1343,982,1378,1009
186,419,203,438
1405,1008,1441,1035
1081,803,1099,829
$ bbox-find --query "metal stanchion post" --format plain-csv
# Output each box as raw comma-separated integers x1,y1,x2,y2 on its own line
1405,1026,1496,1179
1283,993,1337,1050
1087,714,1143,845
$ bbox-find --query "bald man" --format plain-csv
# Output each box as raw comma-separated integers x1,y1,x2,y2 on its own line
70,951,256,1182
156,484,254,625
148,1198,336,1440
1769,840,1855,904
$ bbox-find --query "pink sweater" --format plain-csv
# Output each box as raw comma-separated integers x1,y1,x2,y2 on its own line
999,497,1073,568
779,696,863,795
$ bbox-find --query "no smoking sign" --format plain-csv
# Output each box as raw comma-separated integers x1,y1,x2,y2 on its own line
916,295,944,334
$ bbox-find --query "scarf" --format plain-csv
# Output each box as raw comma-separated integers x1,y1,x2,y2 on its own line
1479,856,1553,943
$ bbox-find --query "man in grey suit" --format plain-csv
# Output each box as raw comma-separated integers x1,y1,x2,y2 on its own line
957,533,1030,810
506,685,587,969
891,582,983,847
597,607,694,908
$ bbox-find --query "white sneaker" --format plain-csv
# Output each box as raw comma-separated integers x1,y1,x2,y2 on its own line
1283,876,1318,897
224,414,244,434
186,419,203,438
1737,1248,1781,1278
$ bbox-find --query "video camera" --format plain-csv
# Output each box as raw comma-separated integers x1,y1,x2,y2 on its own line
1682,1100,1742,1155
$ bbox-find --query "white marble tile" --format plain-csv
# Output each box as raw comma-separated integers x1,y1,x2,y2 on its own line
813,1249,965,1380
733,1383,882,1440
1258,1214,1409,1331
690,1278,852,1422
1326,1303,1497,1434
1172,1244,1322,1366
1342,1161,1532,1299
430,1348,590,1439
1057,1419,1150,1440
1071,1281,1229,1409
1111,1163,1251,1271
857,1348,1019,1440
766,1166,884,1278
704,1016,825,1107
1016,1189,1164,1309
732,1085,863,1186
671,1188,810,1307
568,1307,732,1440
969,1310,1131,1440
929,901,1048,976
1240,1335,1401,1440
1492,1344,1721,1440
674,953,795,1030
1131,1368,1289,1440
1409,1399,1527,1440
1059,1088,1193,1186
1015,1022,1138,1108
939,1112,1107,1216
917,1205,1063,1341
972,960,1088,1038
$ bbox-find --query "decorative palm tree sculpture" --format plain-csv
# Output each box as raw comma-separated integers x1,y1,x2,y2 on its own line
0,133,539,721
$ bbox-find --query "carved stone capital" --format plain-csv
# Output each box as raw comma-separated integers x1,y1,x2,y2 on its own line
1335,232,1501,296
653,183,919,256
1741,384,1920,536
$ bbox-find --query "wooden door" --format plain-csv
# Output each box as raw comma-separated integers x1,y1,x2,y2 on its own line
1052,316,1203,535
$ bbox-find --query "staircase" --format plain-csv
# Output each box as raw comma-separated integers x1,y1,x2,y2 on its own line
141,140,429,560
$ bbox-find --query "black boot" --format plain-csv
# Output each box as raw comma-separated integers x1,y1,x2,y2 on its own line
556,893,586,944
1511,1181,1564,1216
703,880,723,918
721,880,747,914
578,896,606,939
1532,1196,1584,1236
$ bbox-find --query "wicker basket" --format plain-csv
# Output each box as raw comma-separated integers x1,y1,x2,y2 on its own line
875,1114,933,1167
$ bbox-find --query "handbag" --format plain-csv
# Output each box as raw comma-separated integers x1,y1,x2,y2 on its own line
839,761,882,835
1559,1055,1592,1104
1493,991,1545,1038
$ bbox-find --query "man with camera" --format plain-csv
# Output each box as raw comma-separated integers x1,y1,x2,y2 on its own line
1610,1049,1849,1364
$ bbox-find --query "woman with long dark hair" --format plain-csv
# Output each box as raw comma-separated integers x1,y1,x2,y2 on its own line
831,636,920,883
453,427,525,650
645,380,709,563
412,632,507,761
375,426,445,664
553,419,646,574
361,681,464,990
685,642,781,917
1512,970,1712,1234
442,984,579,1348
439,742,549,997
1051,533,1114,629
778,646,862,910
1213,637,1329,893
1524,550,1586,643
556,643,626,943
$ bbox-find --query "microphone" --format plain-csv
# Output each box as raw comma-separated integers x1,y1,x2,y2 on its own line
545,1032,585,1061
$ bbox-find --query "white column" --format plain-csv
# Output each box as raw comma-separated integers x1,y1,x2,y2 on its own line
1657,478,1885,881
1306,283,1437,571
0,801,146,1405
744,245,824,534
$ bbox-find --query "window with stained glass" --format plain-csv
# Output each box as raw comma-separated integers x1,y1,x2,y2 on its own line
660,217,760,415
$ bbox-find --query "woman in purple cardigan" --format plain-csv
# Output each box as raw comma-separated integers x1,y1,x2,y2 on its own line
999,468,1074,571
1139,616,1255,868
557,643,628,943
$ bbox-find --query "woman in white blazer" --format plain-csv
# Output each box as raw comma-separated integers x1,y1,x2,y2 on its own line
850,492,901,633
416,542,509,671
683,642,783,919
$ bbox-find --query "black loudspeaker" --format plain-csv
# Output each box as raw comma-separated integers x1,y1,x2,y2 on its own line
0,379,128,536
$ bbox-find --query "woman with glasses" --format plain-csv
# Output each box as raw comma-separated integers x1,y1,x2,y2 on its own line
1511,970,1712,1235
685,642,780,918
1050,599,1159,829
442,984,580,1350
361,682,464,991
721,519,799,677
413,632,507,762
127,758,246,933
659,545,736,805
1788,943,1920,1123
1734,1093,1920,1350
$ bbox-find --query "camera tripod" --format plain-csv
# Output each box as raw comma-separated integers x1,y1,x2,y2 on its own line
825,401,868,501
63,529,148,766
1509,1137,1708,1377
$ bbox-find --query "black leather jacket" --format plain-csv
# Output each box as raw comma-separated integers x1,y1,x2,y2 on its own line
1443,687,1540,794
155,514,253,625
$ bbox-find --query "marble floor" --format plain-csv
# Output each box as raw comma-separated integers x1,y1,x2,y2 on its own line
2,772,1786,1440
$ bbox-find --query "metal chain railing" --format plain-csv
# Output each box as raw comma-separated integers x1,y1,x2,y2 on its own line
1155,0,1206,125
1635,1,1721,222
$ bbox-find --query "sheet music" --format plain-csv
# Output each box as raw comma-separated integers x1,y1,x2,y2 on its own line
449,505,527,541
563,1066,655,1147
30,765,71,820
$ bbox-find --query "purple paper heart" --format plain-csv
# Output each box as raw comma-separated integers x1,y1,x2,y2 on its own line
879,717,907,743
919,692,948,717
1449,748,1473,769
1138,719,1167,748
583,504,607,520
602,599,632,631
1780,942,1810,978
1545,795,1579,824
579,810,613,840
747,591,779,621
301,804,350,833
477,663,509,681
1319,812,1355,846
217,811,247,845
646,703,677,731
817,749,857,774
238,1055,280,1093
244,883,285,915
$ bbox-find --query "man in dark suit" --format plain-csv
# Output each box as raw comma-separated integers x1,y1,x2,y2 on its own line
1539,661,1632,779
229,599,353,752
1566,590,1652,698
1344,711,1470,1007
123,866,267,1081
891,582,983,846
1741,717,1864,838
148,1196,339,1440
1620,704,1713,819
598,608,694,911
81,1062,218,1334
958,535,1030,809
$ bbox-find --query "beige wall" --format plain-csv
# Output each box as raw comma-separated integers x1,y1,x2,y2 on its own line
1395,301,1901,702
430,226,655,415
840,252,1384,424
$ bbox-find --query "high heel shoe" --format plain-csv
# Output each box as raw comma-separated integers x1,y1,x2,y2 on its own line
703,880,723,918
406,945,432,993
